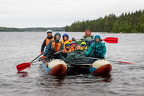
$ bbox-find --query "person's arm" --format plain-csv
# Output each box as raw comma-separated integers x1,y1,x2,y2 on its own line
43,41,52,56
60,43,64,51
85,43,94,56
101,43,106,58
41,39,46,52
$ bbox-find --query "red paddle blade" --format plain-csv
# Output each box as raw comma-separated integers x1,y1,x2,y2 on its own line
103,37,118,43
16,62,31,72
118,61,135,64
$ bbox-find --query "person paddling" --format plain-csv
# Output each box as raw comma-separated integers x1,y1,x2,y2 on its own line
41,33,63,59
79,29,94,46
40,30,54,54
61,34,72,44
85,35,106,59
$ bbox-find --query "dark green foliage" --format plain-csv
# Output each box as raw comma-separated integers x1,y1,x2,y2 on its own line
0,27,23,32
65,9,144,33
0,27,65,32
21,27,65,32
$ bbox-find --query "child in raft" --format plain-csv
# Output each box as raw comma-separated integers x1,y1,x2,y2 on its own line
80,42,87,50
76,45,81,50
61,34,72,44
70,41,77,51
63,41,72,53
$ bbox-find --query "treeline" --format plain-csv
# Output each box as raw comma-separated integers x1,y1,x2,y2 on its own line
0,27,65,32
0,27,23,32
65,9,144,33
21,27,65,32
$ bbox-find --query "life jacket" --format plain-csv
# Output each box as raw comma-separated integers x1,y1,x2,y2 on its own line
63,48,72,53
46,37,54,45
61,40,72,44
70,47,76,51
84,35,94,46
51,41,62,52
80,47,87,50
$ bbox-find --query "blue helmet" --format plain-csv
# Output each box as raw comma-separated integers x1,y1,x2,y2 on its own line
94,35,101,40
63,34,69,39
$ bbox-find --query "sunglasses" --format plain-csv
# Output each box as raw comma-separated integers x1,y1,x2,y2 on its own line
81,44,86,46
65,44,70,46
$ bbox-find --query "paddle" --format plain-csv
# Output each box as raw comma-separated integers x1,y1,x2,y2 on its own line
103,37,118,43
16,54,42,72
77,37,118,43
16,51,62,72
87,57,135,64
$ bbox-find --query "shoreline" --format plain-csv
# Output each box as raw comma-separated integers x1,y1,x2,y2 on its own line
0,31,144,33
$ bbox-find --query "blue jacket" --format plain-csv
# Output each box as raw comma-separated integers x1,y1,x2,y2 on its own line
85,41,106,58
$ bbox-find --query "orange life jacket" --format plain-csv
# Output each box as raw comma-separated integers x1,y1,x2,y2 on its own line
61,40,72,44
46,37,54,45
51,41,62,52
63,48,72,53
70,47,76,51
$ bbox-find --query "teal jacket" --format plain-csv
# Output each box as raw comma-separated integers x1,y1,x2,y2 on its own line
85,41,106,58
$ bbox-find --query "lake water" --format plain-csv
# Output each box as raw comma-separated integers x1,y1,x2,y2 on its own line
0,32,144,96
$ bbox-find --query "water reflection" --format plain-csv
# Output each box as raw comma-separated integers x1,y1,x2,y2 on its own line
37,75,66,89
17,71,28,77
94,75,112,82
36,74,112,89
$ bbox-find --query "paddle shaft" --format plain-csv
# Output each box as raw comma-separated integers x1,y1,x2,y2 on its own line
32,51,62,63
87,57,135,64
16,51,62,72
31,54,42,63
45,50,62,57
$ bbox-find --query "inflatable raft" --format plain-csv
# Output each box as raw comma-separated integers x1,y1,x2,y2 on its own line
41,59,112,76
42,59,67,76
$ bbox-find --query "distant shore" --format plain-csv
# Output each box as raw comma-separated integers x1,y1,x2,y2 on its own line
1,10,144,33
0,27,65,32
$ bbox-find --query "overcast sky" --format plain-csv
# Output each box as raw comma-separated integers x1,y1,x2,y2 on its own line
0,0,144,28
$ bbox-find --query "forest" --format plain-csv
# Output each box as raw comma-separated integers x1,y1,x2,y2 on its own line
65,9,144,33
0,27,65,32
1,10,144,33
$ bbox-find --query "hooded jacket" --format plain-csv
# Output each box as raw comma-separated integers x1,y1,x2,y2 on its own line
85,35,106,58
43,33,63,56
